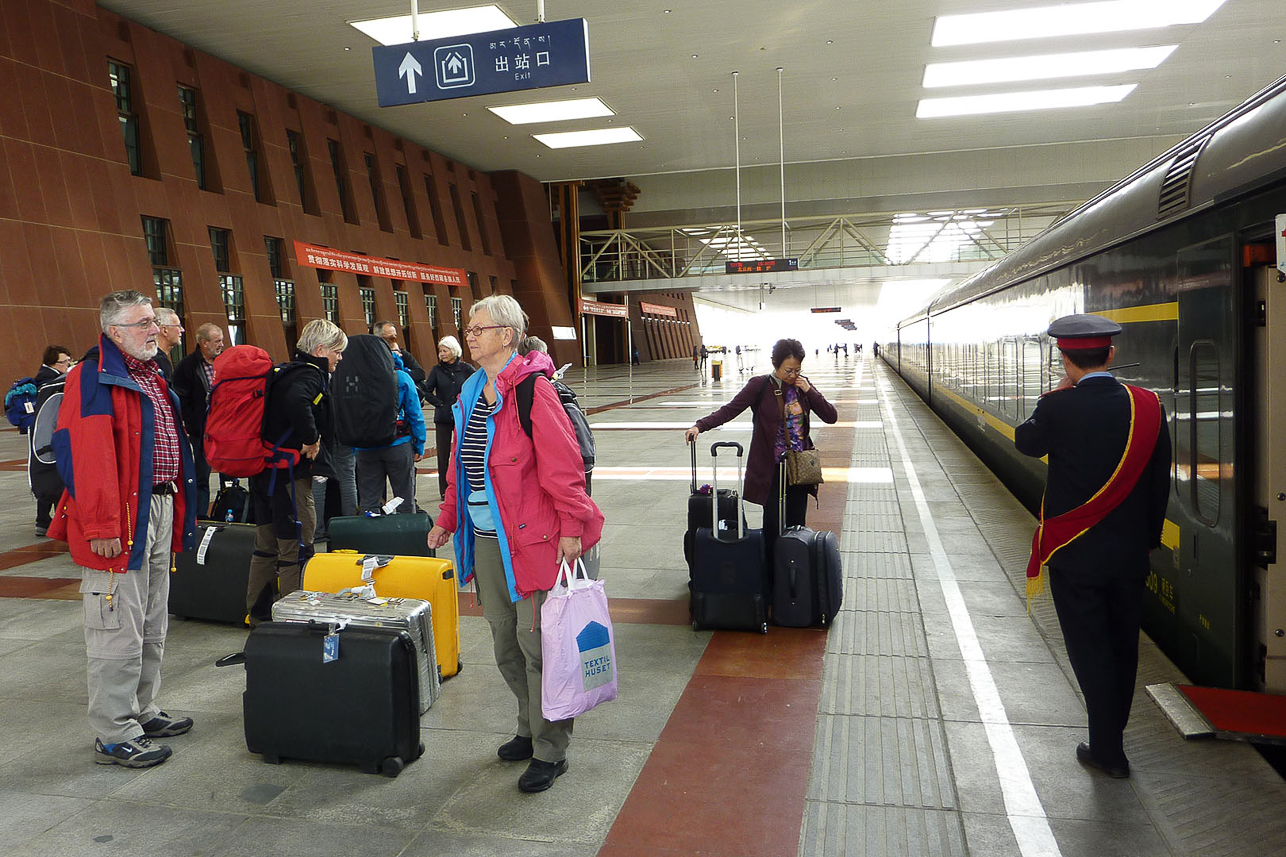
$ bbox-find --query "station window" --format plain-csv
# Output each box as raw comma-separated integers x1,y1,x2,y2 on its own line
467,271,480,301
365,153,392,232
238,112,270,203
448,184,472,251
141,217,169,266
396,165,421,239
488,275,498,296
286,130,316,213
319,272,338,323
328,139,357,224
209,227,231,272
424,289,439,342
108,61,141,176
264,236,284,279
220,275,245,345
394,289,409,330
358,282,376,327
424,174,449,245
451,296,462,332
178,87,205,189
471,191,492,255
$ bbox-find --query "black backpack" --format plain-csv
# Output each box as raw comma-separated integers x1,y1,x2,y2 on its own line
331,335,398,448
514,374,595,473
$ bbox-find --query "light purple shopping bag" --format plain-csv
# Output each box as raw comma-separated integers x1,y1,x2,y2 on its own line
541,559,618,721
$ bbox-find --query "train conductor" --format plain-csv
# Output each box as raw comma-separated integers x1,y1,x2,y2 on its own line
1015,313,1171,779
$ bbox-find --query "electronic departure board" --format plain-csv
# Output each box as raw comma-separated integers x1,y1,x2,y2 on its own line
725,258,798,274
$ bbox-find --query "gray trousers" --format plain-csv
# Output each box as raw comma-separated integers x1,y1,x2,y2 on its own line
474,537,573,763
356,443,416,514
246,475,316,619
80,493,173,745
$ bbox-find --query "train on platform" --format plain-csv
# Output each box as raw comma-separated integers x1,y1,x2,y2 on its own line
882,74,1286,692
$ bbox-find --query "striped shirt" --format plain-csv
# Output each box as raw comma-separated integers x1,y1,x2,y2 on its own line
459,395,496,538
123,353,181,484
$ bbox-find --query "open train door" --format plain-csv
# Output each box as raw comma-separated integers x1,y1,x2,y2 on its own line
1250,223,1286,692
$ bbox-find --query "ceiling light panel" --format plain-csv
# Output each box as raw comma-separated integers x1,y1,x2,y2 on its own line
351,5,518,46
923,46,1177,88
532,127,643,148
931,0,1228,47
917,84,1137,118
489,98,615,125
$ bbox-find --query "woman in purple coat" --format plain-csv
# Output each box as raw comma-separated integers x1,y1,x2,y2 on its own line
685,338,837,553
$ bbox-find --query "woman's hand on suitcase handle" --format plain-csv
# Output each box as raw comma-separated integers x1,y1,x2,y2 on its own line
685,426,700,443
556,536,582,564
427,525,452,550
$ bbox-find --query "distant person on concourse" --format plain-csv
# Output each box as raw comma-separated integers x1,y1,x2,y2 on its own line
684,337,837,556
423,335,475,499
427,294,604,794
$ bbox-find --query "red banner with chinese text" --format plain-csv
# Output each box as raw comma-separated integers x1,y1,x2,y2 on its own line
293,241,466,288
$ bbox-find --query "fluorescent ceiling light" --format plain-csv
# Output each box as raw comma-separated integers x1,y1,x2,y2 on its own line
917,84,1136,118
350,5,517,46
931,0,1228,46
923,46,1177,88
533,127,643,148
489,98,615,125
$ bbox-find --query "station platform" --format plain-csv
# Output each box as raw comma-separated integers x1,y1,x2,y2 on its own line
2,356,1284,857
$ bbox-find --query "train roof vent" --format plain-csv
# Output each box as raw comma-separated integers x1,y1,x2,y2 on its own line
1157,135,1211,219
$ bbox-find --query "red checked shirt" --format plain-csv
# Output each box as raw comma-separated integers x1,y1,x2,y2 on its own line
123,353,181,484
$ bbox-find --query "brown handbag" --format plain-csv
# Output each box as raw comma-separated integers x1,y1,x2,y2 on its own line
774,380,823,486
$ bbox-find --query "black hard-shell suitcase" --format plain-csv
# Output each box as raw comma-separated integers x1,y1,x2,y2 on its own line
327,512,435,557
772,526,843,627
683,442,745,572
169,522,272,625
690,442,769,634
242,621,424,777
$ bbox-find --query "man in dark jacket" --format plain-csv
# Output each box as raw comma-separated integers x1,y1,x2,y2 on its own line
244,320,346,623
171,323,225,518
373,320,426,389
30,344,72,536
1015,314,1171,780
422,335,474,498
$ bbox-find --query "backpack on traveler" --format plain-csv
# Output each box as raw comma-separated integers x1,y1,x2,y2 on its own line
5,377,40,433
331,334,399,449
204,346,307,477
514,373,596,476
29,377,66,466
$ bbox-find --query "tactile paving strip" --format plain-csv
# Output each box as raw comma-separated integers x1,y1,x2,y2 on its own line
819,653,942,720
808,714,957,809
798,802,967,857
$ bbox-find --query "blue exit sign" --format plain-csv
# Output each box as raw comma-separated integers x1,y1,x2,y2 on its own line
372,18,590,107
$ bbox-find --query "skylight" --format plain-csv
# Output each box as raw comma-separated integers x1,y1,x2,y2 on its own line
489,98,615,125
931,0,1228,46
917,84,1136,118
884,212,997,264
350,5,518,46
923,46,1177,88
532,128,643,149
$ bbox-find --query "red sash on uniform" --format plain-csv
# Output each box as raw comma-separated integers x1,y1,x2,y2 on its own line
1026,384,1162,599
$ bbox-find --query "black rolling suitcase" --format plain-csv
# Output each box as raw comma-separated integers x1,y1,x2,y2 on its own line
683,442,744,575
773,525,843,627
690,442,769,634
242,621,424,777
169,522,272,625
327,511,435,557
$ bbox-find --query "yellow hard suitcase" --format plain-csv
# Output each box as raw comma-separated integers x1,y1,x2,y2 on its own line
303,551,462,679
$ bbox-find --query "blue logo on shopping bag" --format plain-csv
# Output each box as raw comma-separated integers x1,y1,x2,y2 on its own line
577,621,613,690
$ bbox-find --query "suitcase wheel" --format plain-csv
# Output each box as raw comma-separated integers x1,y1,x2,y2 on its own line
261,754,282,765
759,622,768,634
417,742,426,759
692,620,700,632
381,756,405,778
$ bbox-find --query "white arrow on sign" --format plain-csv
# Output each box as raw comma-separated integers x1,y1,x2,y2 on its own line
399,53,423,94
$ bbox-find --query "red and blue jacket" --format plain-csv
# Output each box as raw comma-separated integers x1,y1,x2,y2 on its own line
47,336,197,572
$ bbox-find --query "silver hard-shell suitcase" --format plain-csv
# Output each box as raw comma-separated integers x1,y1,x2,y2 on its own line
272,590,441,713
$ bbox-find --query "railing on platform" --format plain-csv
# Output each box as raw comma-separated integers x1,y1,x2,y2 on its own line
579,203,1080,284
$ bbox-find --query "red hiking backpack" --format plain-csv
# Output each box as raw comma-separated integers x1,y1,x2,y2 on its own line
204,346,302,477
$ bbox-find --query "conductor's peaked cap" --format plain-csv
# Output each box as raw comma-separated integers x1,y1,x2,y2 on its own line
1048,314,1122,350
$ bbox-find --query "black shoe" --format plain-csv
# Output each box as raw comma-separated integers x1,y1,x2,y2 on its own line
141,711,193,737
497,735,533,762
1076,742,1129,778
518,758,568,793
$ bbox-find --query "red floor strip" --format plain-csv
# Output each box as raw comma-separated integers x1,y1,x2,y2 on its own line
1179,684,1286,737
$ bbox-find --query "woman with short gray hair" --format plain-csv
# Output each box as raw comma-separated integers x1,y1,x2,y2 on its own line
423,334,475,498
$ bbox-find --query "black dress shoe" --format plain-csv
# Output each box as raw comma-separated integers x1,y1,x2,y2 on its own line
1076,742,1130,778
497,735,533,762
518,758,568,793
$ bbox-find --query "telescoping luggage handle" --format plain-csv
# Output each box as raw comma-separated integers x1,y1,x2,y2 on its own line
709,441,745,540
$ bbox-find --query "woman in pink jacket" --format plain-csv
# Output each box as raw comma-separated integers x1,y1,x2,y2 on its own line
427,295,604,794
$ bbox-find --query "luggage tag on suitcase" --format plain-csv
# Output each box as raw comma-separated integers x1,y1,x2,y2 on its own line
196,527,218,566
322,619,349,663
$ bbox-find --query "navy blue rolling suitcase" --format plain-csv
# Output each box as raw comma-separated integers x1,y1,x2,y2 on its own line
690,442,769,634
242,621,424,777
772,526,843,627
683,441,745,580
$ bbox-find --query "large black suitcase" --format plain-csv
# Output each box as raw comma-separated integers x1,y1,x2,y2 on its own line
327,512,435,557
690,442,769,634
169,522,271,624
683,441,744,572
242,621,424,777
772,526,843,627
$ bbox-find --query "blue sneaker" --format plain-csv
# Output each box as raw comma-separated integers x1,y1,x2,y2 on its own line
141,711,193,737
94,736,171,768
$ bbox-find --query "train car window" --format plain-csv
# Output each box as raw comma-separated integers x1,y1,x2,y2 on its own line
1047,339,1062,392
1001,339,1018,419
1022,340,1042,419
1189,340,1221,525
